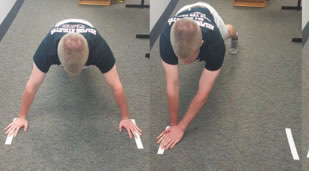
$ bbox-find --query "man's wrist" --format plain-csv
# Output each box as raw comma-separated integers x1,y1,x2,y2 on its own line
177,122,186,131
18,113,27,119
121,116,130,120
170,120,178,126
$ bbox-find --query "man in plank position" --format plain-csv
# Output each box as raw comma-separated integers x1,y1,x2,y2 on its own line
157,2,238,149
4,19,142,139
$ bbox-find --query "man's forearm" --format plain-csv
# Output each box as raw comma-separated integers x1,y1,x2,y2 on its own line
178,93,208,131
167,86,179,126
177,68,219,131
112,87,130,120
18,83,38,119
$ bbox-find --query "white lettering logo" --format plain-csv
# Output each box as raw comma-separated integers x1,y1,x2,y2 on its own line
169,12,214,31
50,24,97,35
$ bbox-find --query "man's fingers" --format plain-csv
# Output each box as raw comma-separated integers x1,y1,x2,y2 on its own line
170,141,178,149
166,139,176,149
164,139,172,150
24,122,28,131
131,127,140,138
156,132,164,139
4,123,13,130
156,136,161,144
157,134,166,144
5,127,12,135
14,127,20,137
133,125,142,135
161,129,171,137
157,130,169,139
5,126,15,135
133,127,142,136
156,136,162,144
8,127,16,136
162,136,172,149
164,139,174,150
12,127,19,137
119,124,122,132
14,131,18,137
134,129,141,136
159,139,165,148
126,128,132,139
162,139,169,149
134,125,142,133
131,128,137,139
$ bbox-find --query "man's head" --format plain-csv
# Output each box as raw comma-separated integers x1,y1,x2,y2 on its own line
57,33,89,76
170,18,203,64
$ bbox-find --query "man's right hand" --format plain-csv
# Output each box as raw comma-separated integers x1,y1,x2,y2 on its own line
4,118,28,137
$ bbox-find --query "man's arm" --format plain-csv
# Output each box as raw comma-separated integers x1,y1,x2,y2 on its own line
161,60,179,126
178,68,220,130
158,68,220,149
103,64,129,119
19,63,46,118
103,64,142,138
4,63,46,136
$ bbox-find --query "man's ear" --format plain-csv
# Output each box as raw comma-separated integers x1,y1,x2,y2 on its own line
200,40,204,47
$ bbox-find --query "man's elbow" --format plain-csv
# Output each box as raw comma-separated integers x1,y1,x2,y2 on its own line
25,80,39,95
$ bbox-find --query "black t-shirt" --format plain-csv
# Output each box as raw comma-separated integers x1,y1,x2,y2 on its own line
160,8,226,71
33,22,115,73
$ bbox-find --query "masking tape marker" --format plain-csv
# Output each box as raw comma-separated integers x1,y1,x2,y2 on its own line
130,119,144,149
285,128,299,160
157,126,170,155
5,118,17,145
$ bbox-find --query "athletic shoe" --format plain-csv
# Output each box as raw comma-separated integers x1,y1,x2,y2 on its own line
229,38,239,55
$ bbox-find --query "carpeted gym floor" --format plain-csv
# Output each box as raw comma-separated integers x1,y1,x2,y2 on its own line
149,0,302,170
0,0,303,170
0,0,149,170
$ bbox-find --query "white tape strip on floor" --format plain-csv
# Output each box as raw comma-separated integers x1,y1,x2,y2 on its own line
307,150,309,158
157,126,170,155
130,119,144,149
5,118,17,145
285,128,299,160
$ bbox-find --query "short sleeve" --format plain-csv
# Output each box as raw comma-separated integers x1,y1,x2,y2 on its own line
159,24,178,65
33,35,52,73
205,41,225,71
93,33,116,73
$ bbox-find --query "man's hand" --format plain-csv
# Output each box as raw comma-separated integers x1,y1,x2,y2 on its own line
4,118,28,137
156,125,184,149
119,119,142,139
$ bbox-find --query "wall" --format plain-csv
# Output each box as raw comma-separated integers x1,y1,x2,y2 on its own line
302,0,308,29
150,0,170,31
0,0,17,24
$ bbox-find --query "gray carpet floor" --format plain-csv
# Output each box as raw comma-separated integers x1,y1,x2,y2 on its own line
149,0,302,170
0,0,303,170
0,0,149,170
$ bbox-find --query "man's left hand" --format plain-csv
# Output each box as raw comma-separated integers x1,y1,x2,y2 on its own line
156,125,184,149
